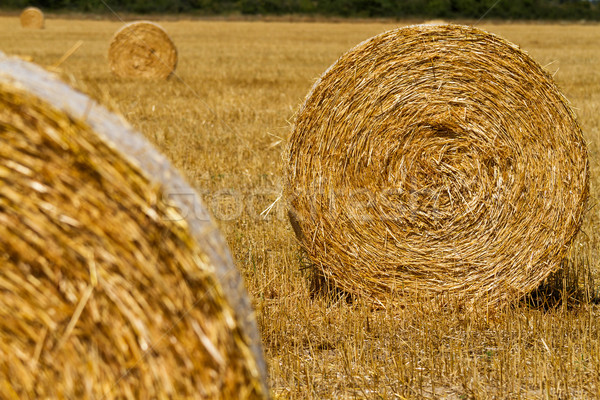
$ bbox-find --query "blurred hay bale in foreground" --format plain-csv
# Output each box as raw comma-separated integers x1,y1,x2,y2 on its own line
20,7,44,29
0,52,267,399
286,24,589,308
108,21,177,79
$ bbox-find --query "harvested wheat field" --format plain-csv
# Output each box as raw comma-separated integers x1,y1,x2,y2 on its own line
1,15,600,399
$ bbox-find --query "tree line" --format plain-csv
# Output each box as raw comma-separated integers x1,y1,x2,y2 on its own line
3,0,600,20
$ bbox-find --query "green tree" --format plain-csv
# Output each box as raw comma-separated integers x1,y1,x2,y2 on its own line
425,0,452,17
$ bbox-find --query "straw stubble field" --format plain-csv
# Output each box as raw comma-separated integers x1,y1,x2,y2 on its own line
2,15,600,399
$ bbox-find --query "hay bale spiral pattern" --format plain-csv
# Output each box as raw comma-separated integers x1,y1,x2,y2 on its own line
0,52,267,398
20,7,44,29
108,21,177,79
286,24,589,307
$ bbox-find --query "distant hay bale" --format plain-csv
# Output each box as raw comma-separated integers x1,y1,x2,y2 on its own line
286,24,589,308
108,21,177,79
20,7,44,29
0,52,267,398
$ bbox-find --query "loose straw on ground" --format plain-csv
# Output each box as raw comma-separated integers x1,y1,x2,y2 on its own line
286,24,589,308
108,21,177,79
20,7,44,29
0,51,267,399
51,40,83,69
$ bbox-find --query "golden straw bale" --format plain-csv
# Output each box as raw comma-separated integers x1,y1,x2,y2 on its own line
286,24,589,308
20,7,44,29
0,52,267,399
108,21,177,79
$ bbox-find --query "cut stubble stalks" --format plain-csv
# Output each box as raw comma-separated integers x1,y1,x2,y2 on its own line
286,24,589,309
108,21,177,80
0,52,267,399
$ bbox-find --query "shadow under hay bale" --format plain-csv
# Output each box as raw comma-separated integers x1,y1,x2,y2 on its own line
286,24,589,309
0,52,267,399
20,7,44,29
523,249,597,310
108,21,177,80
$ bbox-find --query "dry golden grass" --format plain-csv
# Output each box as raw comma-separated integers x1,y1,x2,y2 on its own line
2,15,600,399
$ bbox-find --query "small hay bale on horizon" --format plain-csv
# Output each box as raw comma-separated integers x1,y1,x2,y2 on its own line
286,24,589,309
20,6,44,29
108,21,177,79
0,51,267,399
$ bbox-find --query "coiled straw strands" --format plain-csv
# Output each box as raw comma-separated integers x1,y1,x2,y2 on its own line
20,7,44,29
286,24,589,308
108,21,177,79
0,52,267,399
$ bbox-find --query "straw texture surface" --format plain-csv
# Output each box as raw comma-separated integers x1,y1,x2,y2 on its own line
20,7,44,29
286,24,589,308
0,52,267,399
108,21,177,79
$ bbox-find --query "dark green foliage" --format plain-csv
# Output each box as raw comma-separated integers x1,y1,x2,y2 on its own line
2,0,600,20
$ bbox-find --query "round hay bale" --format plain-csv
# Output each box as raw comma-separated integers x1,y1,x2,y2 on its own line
0,52,267,398
286,24,589,308
108,21,177,79
20,7,44,29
